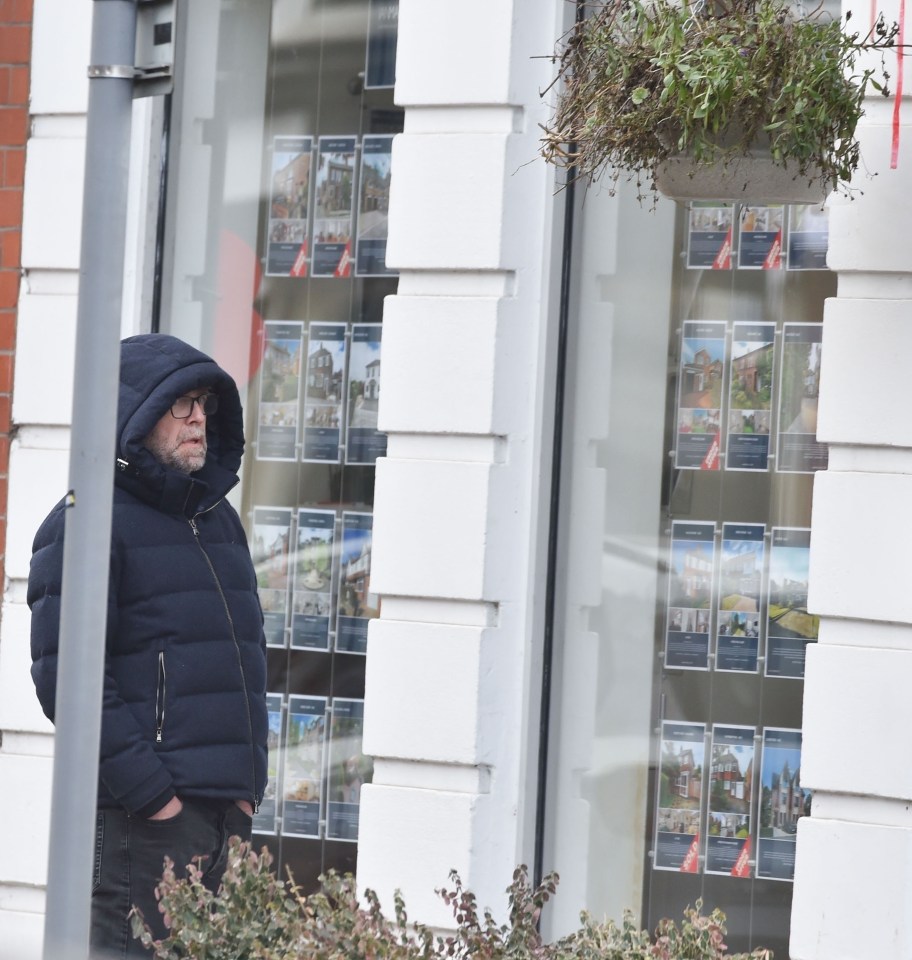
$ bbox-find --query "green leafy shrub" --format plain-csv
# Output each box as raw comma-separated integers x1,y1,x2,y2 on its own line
540,0,898,198
131,837,772,960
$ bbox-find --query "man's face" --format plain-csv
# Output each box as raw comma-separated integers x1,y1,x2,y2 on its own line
143,389,210,474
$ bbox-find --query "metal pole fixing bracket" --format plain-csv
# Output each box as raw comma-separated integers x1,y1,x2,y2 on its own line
88,0,177,95
88,63,173,81
87,64,140,79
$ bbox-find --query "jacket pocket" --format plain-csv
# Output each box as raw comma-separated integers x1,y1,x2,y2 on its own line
155,651,167,743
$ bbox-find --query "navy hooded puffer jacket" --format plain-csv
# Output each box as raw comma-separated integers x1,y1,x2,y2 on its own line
28,334,268,818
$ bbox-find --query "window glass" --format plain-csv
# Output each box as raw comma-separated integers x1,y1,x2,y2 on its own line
544,177,833,957
160,0,400,887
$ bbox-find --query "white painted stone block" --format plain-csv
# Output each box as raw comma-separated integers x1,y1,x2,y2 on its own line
0,755,51,887
22,139,85,271
31,0,91,116
379,296,499,435
791,816,912,958
364,620,494,764
387,134,509,270
0,882,44,914
6,445,69,584
808,470,912,624
841,0,907,85
508,0,573,103
371,457,491,600
828,117,912,274
802,643,912,798
357,784,504,929
395,0,513,106
371,453,526,603
817,298,912,447
0,906,44,960
12,294,77,427
0,603,52,736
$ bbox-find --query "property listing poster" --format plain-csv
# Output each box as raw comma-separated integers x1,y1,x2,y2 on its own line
757,727,809,881
716,523,766,673
365,0,398,89
765,528,818,679
291,508,336,651
355,136,395,276
253,693,284,836
726,321,775,471
346,324,386,464
256,321,304,461
251,507,293,648
303,323,346,462
787,203,829,271
326,698,373,842
686,202,733,269
266,136,312,277
675,321,726,470
737,205,784,269
654,721,705,872
312,137,357,277
777,323,827,473
665,521,715,670
281,695,327,839
336,512,378,654
706,725,756,877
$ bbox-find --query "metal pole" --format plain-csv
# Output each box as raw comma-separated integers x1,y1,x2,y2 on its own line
42,3,137,958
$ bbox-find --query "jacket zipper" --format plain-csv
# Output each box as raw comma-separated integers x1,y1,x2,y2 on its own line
189,515,261,812
155,651,166,743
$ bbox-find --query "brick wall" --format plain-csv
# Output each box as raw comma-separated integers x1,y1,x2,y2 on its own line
0,0,29,588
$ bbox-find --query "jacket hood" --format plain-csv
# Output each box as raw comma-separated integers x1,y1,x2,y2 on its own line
115,334,245,515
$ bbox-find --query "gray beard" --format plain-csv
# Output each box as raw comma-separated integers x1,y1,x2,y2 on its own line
144,432,207,475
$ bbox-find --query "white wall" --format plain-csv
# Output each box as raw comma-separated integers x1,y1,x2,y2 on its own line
357,0,565,927
0,0,91,954
13,1,912,957
6,0,567,950
790,0,912,952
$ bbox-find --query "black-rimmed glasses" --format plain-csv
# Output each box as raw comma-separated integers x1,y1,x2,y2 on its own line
170,393,219,419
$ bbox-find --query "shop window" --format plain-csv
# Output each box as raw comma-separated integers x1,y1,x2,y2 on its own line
159,0,400,888
544,181,832,957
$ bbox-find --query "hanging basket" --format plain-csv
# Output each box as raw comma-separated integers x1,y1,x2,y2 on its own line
539,0,900,207
654,150,831,205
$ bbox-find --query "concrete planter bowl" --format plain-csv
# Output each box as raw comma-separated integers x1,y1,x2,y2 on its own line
655,155,830,204
654,131,831,204
539,0,899,208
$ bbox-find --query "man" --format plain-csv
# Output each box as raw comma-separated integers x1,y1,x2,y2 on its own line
28,334,269,957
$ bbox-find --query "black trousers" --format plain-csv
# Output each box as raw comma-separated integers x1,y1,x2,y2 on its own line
90,799,252,959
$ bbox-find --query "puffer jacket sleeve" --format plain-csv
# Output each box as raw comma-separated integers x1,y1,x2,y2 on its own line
29,502,80,721
28,504,176,817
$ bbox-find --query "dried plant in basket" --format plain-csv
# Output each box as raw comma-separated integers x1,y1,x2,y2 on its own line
540,0,899,202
